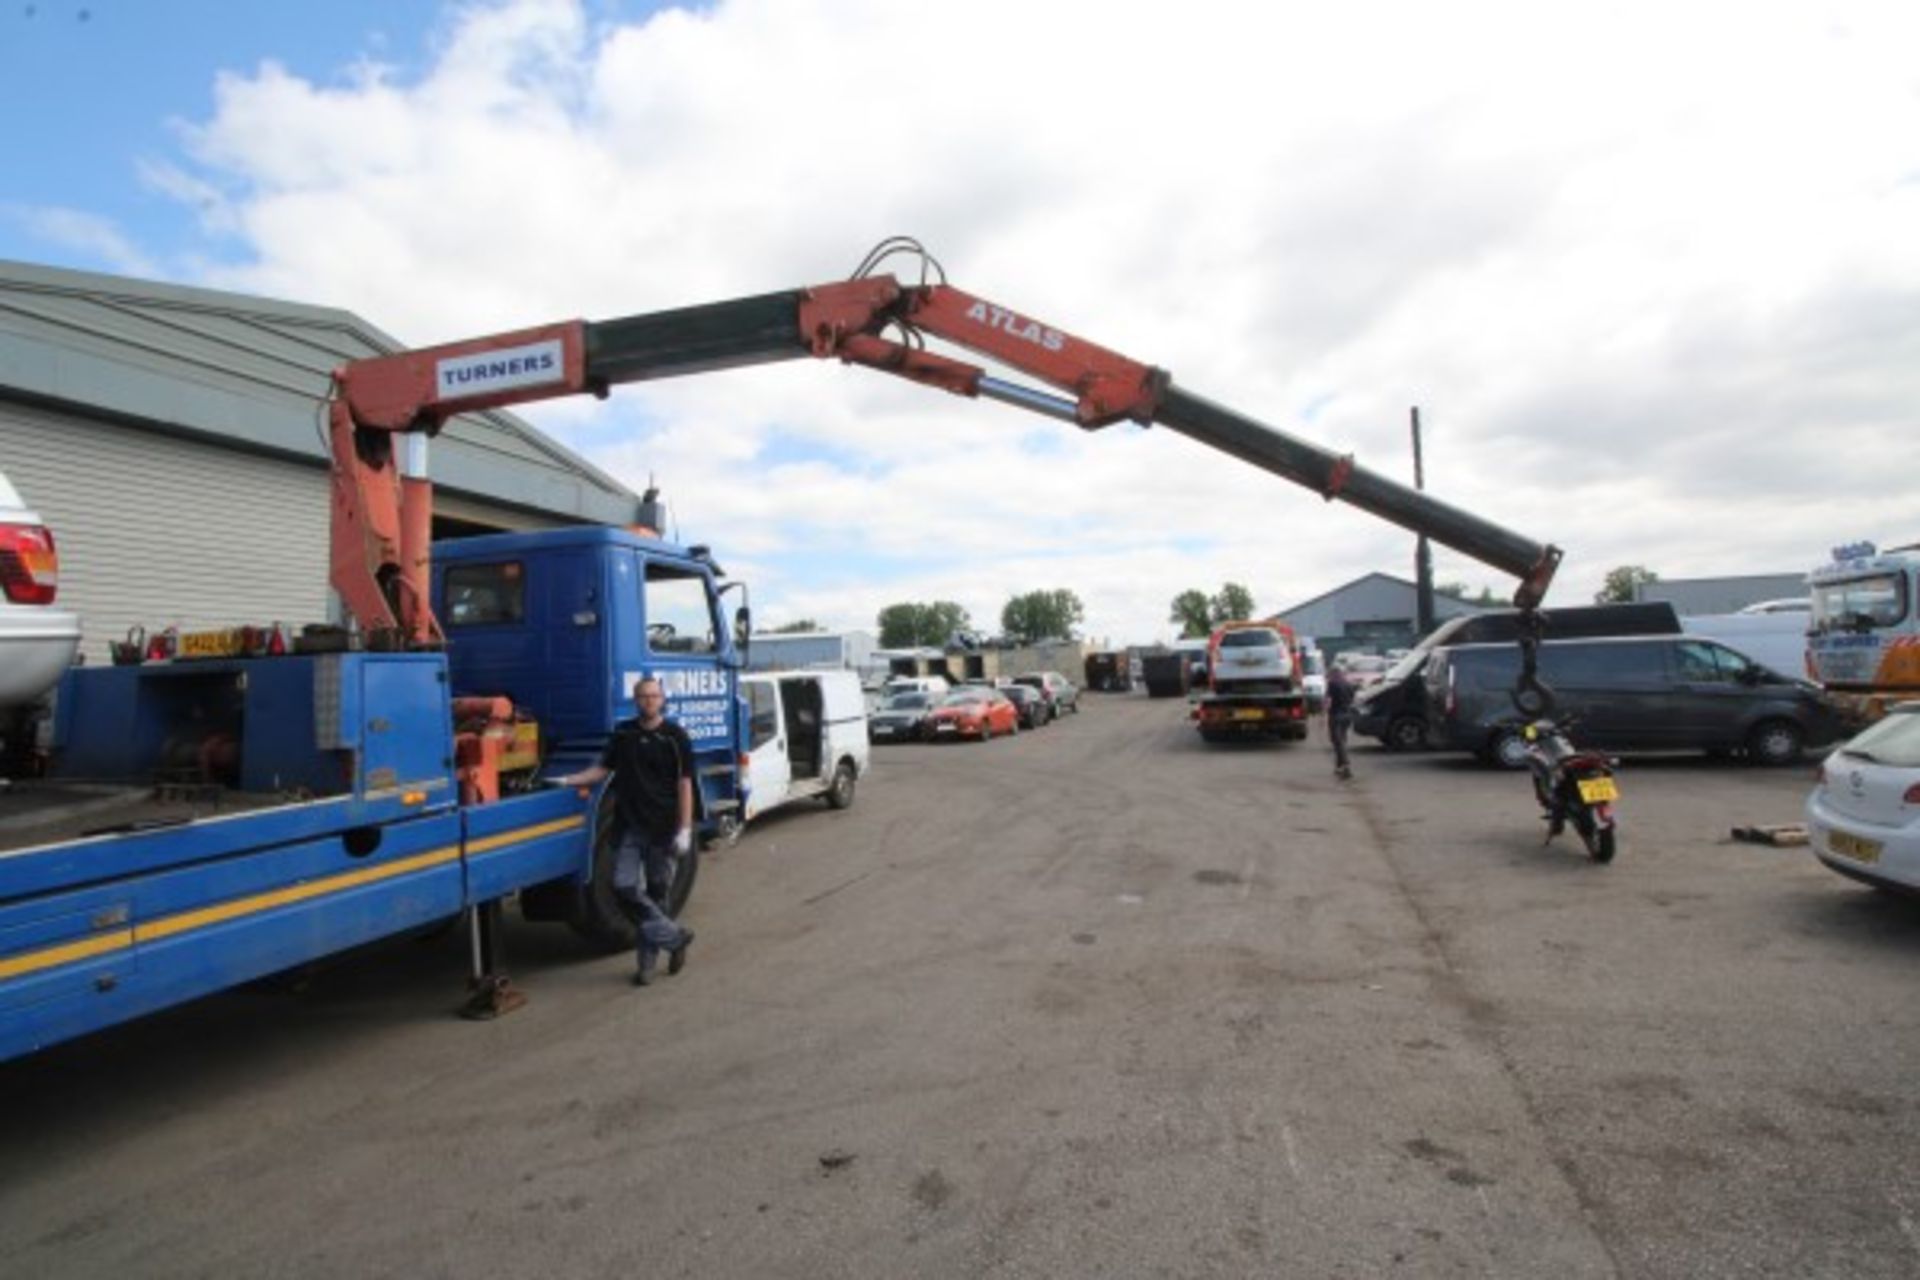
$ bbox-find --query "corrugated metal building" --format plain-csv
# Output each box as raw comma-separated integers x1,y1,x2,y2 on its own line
0,260,643,663
1270,572,1486,651
1635,573,1807,616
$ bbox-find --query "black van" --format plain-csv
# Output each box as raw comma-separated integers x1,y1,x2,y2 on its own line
1352,603,1681,751
1423,634,1840,768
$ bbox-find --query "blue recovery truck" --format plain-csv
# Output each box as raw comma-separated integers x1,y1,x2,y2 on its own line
0,526,748,1063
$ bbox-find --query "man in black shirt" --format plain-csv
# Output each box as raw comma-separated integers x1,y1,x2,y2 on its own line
556,676,696,985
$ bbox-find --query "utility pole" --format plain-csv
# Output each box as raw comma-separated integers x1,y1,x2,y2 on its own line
1412,406,1435,636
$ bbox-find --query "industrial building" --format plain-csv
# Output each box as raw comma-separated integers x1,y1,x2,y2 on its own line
1269,572,1486,653
0,259,645,663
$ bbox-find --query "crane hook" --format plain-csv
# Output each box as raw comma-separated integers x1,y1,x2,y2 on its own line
1511,606,1554,717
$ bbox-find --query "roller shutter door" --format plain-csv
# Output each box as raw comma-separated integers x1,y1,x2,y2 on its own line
1,402,329,665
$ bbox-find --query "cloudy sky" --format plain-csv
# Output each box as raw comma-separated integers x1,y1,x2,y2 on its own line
4,0,1917,644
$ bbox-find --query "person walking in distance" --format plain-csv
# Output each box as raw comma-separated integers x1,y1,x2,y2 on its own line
1325,663,1355,780
554,676,696,985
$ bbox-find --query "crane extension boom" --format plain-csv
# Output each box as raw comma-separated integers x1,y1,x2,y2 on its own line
328,241,1561,652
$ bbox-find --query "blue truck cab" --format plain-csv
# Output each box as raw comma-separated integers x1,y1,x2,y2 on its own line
0,525,747,1062
432,524,748,834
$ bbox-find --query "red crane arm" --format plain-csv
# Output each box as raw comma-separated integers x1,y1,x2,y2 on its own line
328,249,1561,650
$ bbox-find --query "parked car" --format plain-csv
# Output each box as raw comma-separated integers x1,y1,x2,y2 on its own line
869,690,938,743
1003,682,1052,729
1013,671,1080,716
0,469,81,708
1355,603,1687,753
925,688,1020,741
1336,653,1393,689
1351,650,1436,751
1740,597,1812,615
884,675,951,699
1425,635,1842,769
1806,702,1920,896
1299,647,1327,713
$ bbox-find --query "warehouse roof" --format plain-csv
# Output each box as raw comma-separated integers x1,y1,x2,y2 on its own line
0,258,640,526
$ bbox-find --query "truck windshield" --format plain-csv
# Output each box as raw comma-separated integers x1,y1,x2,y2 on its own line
646,565,719,654
1811,573,1908,633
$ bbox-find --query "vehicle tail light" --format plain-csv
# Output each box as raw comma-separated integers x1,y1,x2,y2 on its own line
0,523,59,605
1904,781,1920,806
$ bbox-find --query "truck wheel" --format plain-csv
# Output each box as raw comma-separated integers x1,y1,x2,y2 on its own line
1386,716,1427,752
570,798,637,953
825,760,857,809
1746,719,1804,767
569,795,701,951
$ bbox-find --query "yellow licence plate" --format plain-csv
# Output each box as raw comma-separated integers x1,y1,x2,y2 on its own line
1826,829,1883,865
1232,709,1267,721
1576,776,1619,804
179,628,244,659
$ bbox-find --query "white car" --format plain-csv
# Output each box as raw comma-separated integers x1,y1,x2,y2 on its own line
1299,648,1328,712
0,470,81,706
1805,703,1920,896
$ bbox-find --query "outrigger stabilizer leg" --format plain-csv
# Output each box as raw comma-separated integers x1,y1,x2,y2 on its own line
459,899,527,1020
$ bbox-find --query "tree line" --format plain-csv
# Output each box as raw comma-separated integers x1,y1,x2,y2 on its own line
872,589,1086,649
788,564,1661,648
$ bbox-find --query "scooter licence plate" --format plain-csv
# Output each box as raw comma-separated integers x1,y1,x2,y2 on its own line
1576,776,1619,804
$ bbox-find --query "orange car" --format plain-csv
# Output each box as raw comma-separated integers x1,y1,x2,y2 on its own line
925,688,1020,741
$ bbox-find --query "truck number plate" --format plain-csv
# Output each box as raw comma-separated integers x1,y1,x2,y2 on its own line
1826,829,1882,864
1576,776,1619,803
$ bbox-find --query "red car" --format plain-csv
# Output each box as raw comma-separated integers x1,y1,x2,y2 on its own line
925,688,1020,741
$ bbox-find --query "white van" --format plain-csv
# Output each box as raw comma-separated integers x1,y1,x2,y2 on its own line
739,670,872,821
883,674,950,698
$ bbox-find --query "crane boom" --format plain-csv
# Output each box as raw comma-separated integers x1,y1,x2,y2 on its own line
328,242,1560,648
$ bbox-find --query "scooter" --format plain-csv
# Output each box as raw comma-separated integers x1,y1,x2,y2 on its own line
1521,718,1618,863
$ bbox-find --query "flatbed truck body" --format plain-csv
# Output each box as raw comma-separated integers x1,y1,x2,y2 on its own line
0,526,744,1062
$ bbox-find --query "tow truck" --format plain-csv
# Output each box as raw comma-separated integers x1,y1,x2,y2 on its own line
1807,539,1920,726
1192,620,1311,742
0,237,1561,1062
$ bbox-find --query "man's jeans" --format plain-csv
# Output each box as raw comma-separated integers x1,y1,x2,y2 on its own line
612,829,689,971
1328,713,1353,773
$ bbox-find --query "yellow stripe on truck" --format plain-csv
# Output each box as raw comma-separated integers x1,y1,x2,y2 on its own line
0,928,134,981
134,844,465,943
465,815,585,856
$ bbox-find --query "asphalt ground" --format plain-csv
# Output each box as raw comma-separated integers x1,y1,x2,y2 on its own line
3,694,1918,1279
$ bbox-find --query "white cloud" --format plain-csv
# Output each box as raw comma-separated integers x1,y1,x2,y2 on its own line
154,0,1920,640
2,204,158,278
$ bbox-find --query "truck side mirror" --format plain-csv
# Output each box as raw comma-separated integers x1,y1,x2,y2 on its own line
734,606,751,652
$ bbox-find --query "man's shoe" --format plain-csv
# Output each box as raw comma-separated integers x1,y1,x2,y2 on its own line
632,965,653,987
668,929,695,976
